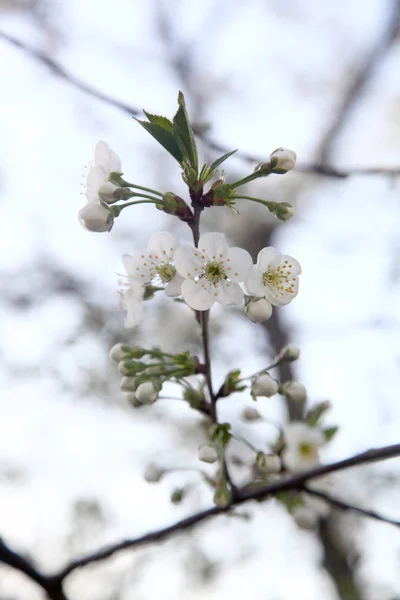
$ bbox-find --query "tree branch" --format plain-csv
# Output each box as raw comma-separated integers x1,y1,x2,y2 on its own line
51,443,400,580
2,443,400,593
1,28,400,179
302,485,400,528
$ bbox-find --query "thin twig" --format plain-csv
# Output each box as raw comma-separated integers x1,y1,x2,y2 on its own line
1,29,400,179
302,485,400,528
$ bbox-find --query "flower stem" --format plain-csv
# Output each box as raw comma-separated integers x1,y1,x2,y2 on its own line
235,195,277,212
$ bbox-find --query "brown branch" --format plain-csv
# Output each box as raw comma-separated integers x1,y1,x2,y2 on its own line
2,443,400,592
0,538,67,600
52,443,400,580
1,29,400,180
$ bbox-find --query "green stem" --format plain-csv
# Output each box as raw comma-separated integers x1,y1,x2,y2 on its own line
229,172,263,189
235,195,276,212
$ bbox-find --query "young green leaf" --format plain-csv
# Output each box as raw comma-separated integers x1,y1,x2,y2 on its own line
134,118,183,165
209,149,238,171
142,111,174,133
173,91,199,174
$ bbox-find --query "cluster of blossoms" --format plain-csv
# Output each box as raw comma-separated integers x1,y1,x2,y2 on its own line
120,229,301,324
78,94,337,524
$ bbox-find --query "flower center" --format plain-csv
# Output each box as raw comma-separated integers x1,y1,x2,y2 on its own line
262,260,297,298
298,442,316,458
156,263,176,283
204,261,226,285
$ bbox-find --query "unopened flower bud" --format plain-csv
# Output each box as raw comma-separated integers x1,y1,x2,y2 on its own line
109,343,128,363
118,360,133,375
293,506,318,530
124,392,141,407
136,381,159,404
144,462,165,483
251,373,279,398
274,202,295,221
245,298,273,323
213,484,231,508
269,148,297,174
171,488,185,504
198,445,219,464
162,194,193,222
282,380,307,402
256,452,281,474
279,344,301,362
120,376,138,392
78,203,114,232
98,181,120,204
242,407,261,421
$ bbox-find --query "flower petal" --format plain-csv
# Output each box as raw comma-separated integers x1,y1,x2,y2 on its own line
86,165,106,202
265,277,299,306
174,245,204,278
181,279,215,310
246,266,266,297
215,280,244,306
224,247,253,282
123,252,155,282
95,141,122,173
147,231,178,263
257,247,281,271
281,254,302,276
198,232,228,261
164,273,184,297
124,287,143,328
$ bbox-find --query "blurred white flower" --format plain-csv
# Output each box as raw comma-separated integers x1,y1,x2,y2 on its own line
198,444,219,463
251,373,279,397
118,277,144,329
245,297,273,322
282,422,324,472
174,232,252,310
247,247,301,306
282,380,307,402
109,343,127,363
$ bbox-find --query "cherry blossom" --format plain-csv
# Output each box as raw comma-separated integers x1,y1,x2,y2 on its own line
78,141,121,232
174,232,253,311
246,247,301,306
282,422,324,472
123,231,184,298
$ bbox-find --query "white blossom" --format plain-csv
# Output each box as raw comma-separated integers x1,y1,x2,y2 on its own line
124,392,141,407
123,231,184,299
257,453,282,474
282,422,324,472
86,141,121,204
174,232,253,311
279,344,301,362
269,148,297,174
282,380,307,402
136,381,159,404
246,247,301,307
78,141,121,232
198,444,219,463
245,297,272,322
118,277,144,329
251,373,279,397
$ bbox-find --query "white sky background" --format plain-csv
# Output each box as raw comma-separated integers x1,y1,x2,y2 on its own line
0,0,400,598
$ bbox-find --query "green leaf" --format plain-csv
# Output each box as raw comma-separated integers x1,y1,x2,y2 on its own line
173,91,198,174
210,149,238,171
135,118,183,165
142,111,174,133
323,426,339,441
